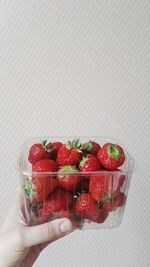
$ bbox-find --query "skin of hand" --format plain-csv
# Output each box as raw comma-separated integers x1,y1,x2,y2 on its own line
0,194,73,267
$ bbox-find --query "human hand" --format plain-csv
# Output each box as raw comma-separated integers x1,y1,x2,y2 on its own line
0,193,73,267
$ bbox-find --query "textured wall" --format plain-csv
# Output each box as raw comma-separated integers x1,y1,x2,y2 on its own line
0,1,150,266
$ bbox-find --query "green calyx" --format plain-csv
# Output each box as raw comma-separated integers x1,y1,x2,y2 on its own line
41,140,53,153
59,165,77,173
23,178,35,198
98,194,111,204
82,141,93,152
68,138,82,152
42,140,48,147
99,192,118,204
107,145,122,160
79,157,88,168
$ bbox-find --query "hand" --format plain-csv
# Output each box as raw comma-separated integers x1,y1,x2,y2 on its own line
0,193,73,267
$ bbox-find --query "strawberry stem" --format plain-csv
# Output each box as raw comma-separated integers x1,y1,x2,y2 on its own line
82,141,93,152
42,140,53,153
99,192,119,204
42,140,48,147
79,156,88,168
68,138,81,149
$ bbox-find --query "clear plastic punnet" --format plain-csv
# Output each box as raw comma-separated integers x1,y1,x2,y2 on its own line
18,136,134,229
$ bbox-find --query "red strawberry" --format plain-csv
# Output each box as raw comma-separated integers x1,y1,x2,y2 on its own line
79,155,101,172
102,199,114,212
115,192,126,207
28,140,53,164
32,159,58,172
102,192,126,212
82,140,101,156
57,165,81,192
74,193,108,223
24,159,59,202
38,189,73,218
98,208,109,223
57,138,82,166
97,143,125,171
89,173,119,202
50,188,73,208
101,193,118,212
47,141,63,160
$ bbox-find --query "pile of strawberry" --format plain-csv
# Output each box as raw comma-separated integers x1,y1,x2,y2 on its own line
24,138,126,225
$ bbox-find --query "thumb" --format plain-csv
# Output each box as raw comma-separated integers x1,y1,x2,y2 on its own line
23,218,73,247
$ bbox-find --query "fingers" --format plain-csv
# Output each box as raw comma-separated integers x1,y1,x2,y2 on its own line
1,192,26,233
23,218,73,247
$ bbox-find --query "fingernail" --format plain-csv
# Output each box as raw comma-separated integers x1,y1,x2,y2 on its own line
59,220,72,234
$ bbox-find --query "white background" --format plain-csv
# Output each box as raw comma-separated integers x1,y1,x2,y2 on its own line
0,1,150,266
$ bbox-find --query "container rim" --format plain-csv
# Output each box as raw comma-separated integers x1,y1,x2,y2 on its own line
21,169,134,177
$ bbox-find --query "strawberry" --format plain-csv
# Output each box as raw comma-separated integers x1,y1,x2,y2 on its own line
89,173,119,202
98,208,109,223
102,192,126,212
102,199,115,212
38,189,73,218
79,155,101,172
74,193,108,223
57,138,82,166
24,159,59,202
81,140,101,156
32,159,58,172
57,165,81,192
115,192,126,207
97,143,125,171
47,141,63,160
28,140,53,164
50,188,73,208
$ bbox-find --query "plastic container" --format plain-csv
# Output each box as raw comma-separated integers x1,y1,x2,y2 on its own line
18,136,134,229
